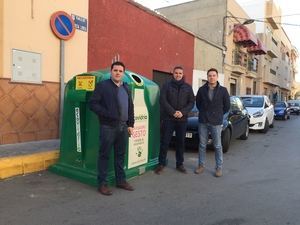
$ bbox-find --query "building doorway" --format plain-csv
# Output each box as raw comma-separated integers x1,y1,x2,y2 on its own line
230,78,237,96
152,70,172,89
253,81,257,95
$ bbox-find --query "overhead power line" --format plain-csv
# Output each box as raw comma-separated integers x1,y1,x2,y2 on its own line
256,13,300,19
231,16,300,27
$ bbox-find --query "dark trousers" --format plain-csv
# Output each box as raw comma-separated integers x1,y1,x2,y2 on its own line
159,120,187,167
98,123,128,186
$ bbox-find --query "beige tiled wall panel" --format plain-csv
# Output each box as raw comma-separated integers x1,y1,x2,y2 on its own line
0,78,59,144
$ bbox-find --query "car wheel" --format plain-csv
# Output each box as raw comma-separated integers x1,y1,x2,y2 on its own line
222,128,231,153
269,117,274,128
240,123,249,140
283,113,287,120
261,119,269,133
288,114,290,119
297,112,300,115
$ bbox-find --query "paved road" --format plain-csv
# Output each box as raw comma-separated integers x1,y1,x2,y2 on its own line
1,115,300,225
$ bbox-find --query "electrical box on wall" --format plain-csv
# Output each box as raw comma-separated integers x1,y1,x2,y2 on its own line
12,49,41,84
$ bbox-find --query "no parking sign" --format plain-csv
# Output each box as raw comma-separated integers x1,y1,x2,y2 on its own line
50,11,76,135
50,11,75,40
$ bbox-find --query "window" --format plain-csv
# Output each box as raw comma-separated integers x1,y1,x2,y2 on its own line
233,50,247,67
230,78,237,96
270,69,276,75
241,96,264,108
253,81,257,95
230,97,239,111
246,87,251,95
275,102,286,107
272,37,278,46
248,57,258,72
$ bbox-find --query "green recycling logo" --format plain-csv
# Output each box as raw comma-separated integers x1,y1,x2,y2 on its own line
136,146,143,157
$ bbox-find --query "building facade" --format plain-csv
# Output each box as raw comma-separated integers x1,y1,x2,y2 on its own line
157,0,266,96
0,0,88,144
1,0,205,144
88,0,194,87
193,37,224,94
291,47,300,99
239,0,297,102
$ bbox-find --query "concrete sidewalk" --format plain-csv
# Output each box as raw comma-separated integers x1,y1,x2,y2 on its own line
0,139,60,179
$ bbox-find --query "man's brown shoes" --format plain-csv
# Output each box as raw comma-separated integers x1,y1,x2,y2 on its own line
116,182,134,191
176,165,187,174
154,165,164,175
194,165,205,174
98,184,113,196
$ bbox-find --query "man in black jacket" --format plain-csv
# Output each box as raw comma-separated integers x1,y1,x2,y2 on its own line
155,66,194,174
89,61,134,195
194,68,230,177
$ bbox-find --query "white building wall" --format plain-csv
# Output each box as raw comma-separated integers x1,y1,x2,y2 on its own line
192,69,225,95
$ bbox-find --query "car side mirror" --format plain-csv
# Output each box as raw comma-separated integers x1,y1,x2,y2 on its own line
231,109,241,115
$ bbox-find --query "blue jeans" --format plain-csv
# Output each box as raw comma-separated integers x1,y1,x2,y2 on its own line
159,120,187,167
98,123,128,186
198,123,223,169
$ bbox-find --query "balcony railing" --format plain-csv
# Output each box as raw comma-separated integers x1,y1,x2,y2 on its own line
232,50,248,67
248,58,258,72
232,50,258,75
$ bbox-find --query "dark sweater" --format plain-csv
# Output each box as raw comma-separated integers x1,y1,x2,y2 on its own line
196,82,230,125
160,79,195,122
89,79,134,127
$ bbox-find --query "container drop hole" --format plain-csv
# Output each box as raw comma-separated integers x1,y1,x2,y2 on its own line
131,74,142,84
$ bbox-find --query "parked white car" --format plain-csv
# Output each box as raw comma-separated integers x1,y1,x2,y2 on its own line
240,95,274,133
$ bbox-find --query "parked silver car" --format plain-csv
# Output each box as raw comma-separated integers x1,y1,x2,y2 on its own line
287,100,300,115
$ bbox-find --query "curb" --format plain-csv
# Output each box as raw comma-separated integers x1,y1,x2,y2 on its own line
0,150,59,180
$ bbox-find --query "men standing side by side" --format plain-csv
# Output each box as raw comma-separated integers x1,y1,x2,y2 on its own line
194,68,230,177
89,61,135,196
155,66,194,175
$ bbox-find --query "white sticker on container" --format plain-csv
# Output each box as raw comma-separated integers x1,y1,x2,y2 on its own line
75,107,82,153
128,89,149,169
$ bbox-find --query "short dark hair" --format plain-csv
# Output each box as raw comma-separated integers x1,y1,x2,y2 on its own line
207,68,218,75
111,61,125,71
173,66,184,72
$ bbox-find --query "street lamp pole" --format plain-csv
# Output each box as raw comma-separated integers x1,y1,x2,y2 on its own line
222,15,255,61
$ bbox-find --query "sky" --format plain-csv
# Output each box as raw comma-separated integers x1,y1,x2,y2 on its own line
134,0,300,81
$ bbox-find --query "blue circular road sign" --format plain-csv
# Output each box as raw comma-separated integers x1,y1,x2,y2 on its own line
50,11,75,40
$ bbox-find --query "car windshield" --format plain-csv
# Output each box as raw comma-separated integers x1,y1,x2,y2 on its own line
188,104,199,117
275,102,285,107
288,102,299,106
241,97,264,107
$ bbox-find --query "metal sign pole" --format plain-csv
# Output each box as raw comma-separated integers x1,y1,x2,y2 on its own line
59,40,65,136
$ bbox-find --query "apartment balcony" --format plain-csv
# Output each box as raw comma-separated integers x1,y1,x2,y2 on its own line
245,70,257,79
232,50,247,75
265,0,281,29
265,34,280,58
245,58,258,79
267,49,278,58
263,69,280,86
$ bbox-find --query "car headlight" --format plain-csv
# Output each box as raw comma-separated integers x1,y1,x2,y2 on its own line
253,109,264,118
